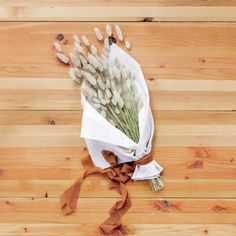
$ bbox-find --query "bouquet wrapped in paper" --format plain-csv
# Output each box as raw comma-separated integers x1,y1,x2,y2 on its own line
54,25,163,236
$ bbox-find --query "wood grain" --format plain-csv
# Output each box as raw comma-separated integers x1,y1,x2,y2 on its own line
0,147,235,179
1,22,236,79
1,124,236,147
1,111,236,125
0,16,235,236
0,5,236,21
1,198,236,213
0,179,235,198
1,1,236,6
0,224,235,236
0,146,235,179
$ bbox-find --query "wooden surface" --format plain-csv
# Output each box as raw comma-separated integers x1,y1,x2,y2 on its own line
0,1,236,236
1,0,236,21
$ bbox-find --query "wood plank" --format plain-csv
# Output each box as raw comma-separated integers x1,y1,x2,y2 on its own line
0,179,235,198
0,22,236,79
1,89,236,111
1,68,236,81
1,111,236,125
1,125,236,147
2,33,236,51
2,22,235,35
0,146,235,165
155,111,236,125
0,224,235,236
0,212,235,224
2,56,236,69
3,134,236,147
152,68,236,81
1,198,236,213
2,78,236,91
128,224,236,236
2,1,236,7
0,6,236,21
0,146,235,180
1,79,236,111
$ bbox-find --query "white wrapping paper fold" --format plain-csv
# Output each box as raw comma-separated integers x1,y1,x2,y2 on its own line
81,44,163,181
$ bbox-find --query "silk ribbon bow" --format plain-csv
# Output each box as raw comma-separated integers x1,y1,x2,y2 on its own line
61,151,153,235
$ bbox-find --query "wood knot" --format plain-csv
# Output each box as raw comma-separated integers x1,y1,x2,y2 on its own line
48,119,56,125
24,227,28,232
195,147,210,159
188,160,203,169
143,17,153,22
56,33,64,41
154,200,181,212
199,58,206,63
44,192,48,198
5,200,10,205
204,229,208,234
212,205,227,212
162,200,169,207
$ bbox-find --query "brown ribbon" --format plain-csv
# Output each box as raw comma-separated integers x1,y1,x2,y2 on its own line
61,151,153,235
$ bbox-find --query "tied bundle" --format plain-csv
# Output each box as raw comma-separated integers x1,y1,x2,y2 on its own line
54,25,164,235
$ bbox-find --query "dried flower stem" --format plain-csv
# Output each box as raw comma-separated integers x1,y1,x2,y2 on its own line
150,178,164,191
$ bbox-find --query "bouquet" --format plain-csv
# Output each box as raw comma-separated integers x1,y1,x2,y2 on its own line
54,25,164,236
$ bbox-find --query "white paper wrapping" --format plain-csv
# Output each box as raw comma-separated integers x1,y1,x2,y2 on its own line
81,44,163,181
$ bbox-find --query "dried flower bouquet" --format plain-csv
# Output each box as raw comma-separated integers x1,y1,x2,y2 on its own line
54,25,163,235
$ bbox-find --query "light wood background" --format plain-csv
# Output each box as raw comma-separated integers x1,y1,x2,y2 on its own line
0,1,236,235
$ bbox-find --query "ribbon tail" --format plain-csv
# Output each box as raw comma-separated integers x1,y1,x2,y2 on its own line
100,182,132,236
60,176,83,215
61,167,105,215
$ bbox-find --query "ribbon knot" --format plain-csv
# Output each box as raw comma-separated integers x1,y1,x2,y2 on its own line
61,150,153,235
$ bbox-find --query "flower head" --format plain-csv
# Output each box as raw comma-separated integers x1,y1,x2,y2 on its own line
94,27,103,41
